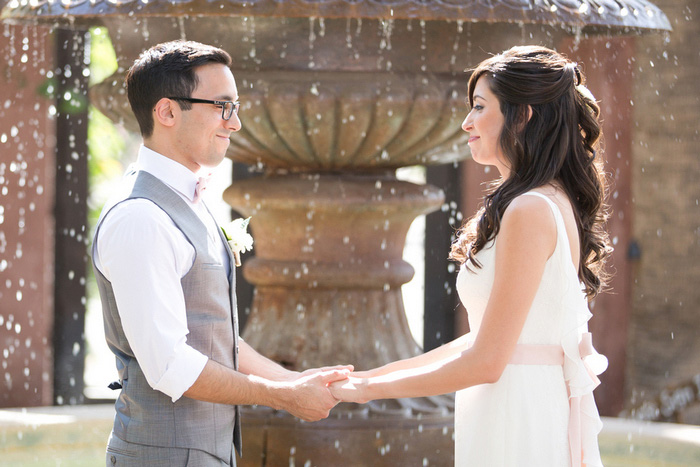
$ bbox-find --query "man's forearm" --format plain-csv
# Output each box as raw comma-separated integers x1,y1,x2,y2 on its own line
183,359,283,408
237,339,296,380
183,358,350,422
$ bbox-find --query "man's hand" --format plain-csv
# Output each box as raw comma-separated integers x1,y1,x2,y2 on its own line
278,368,351,421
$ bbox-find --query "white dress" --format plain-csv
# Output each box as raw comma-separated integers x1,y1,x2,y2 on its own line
454,192,606,467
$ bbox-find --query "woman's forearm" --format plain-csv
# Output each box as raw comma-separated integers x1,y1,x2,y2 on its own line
361,332,472,378
364,347,498,401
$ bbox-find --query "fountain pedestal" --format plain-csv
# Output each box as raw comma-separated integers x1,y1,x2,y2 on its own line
226,174,441,369
225,173,454,465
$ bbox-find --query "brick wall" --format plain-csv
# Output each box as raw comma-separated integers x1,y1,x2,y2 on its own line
627,0,700,421
0,25,56,407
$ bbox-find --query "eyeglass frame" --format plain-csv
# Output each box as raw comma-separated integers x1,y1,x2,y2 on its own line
167,97,240,121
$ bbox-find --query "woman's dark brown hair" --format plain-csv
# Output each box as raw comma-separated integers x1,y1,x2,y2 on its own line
450,45,612,298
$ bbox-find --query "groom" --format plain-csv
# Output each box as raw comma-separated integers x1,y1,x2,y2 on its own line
91,40,350,466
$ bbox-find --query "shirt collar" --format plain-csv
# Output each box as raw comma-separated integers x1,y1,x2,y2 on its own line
136,145,208,203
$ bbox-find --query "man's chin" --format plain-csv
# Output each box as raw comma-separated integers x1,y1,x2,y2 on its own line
207,155,227,170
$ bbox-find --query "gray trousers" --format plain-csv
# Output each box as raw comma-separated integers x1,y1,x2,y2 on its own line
106,432,233,467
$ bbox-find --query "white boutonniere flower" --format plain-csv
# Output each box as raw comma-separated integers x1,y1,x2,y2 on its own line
221,217,253,267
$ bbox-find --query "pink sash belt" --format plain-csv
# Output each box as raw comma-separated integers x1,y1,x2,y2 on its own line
508,334,599,467
509,343,564,365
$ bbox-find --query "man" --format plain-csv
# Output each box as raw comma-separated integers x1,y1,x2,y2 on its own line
92,40,350,466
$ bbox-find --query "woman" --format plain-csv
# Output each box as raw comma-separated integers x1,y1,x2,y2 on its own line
329,45,612,467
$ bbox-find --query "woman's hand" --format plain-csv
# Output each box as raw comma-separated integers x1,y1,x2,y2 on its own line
328,375,370,404
277,365,354,383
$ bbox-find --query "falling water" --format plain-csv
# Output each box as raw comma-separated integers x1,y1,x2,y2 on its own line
379,18,394,71
177,16,186,40
450,20,463,68
242,16,259,65
419,20,427,73
308,16,317,69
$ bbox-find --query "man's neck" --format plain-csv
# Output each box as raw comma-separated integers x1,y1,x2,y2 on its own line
143,139,199,174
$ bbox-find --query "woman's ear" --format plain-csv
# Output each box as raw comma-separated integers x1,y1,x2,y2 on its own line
153,98,177,128
516,104,533,132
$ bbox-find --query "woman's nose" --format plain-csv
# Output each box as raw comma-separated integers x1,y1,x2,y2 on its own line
462,114,473,132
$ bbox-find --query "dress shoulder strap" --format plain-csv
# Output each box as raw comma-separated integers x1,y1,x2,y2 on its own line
520,190,558,209
519,191,573,261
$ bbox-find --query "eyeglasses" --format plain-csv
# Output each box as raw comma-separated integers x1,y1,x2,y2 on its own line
168,97,240,121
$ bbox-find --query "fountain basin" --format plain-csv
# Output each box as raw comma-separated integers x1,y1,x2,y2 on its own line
2,0,672,33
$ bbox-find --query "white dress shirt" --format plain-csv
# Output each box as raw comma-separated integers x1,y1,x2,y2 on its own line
94,145,230,402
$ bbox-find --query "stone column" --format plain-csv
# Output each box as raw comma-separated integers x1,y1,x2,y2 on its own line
0,24,55,408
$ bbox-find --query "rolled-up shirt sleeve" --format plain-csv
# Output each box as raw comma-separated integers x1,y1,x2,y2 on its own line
96,199,208,402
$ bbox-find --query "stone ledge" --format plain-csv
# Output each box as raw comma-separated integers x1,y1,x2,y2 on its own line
1,406,699,466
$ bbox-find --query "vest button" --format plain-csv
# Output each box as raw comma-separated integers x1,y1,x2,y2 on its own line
110,454,117,465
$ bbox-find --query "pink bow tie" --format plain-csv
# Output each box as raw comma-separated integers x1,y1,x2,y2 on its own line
193,176,210,203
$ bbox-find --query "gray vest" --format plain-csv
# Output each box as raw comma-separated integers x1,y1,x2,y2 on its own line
92,171,242,463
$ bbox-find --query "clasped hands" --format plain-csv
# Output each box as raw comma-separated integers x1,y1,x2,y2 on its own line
280,366,370,422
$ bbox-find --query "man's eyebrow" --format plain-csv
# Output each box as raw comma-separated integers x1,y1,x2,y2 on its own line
212,94,238,101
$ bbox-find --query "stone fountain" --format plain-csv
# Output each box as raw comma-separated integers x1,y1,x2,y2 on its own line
2,0,671,465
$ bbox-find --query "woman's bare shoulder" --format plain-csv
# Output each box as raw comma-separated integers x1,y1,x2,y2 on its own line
499,193,557,256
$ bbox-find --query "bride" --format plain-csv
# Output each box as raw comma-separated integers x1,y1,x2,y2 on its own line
330,45,612,467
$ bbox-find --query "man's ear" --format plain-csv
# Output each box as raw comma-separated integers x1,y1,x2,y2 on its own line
153,98,177,128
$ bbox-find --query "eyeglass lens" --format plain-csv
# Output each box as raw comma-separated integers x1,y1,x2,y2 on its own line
223,102,240,121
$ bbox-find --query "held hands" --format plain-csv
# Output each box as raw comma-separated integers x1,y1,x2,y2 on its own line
328,371,371,404
280,365,353,422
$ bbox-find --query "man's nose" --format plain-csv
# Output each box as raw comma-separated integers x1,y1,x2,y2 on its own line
226,113,242,132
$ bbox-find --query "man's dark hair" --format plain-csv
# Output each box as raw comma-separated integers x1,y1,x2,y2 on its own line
125,40,232,137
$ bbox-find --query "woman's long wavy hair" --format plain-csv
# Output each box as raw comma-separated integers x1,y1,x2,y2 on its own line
450,46,612,298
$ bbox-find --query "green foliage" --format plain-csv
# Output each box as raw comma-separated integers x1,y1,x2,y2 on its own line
84,27,128,369
88,27,118,87
86,27,124,228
